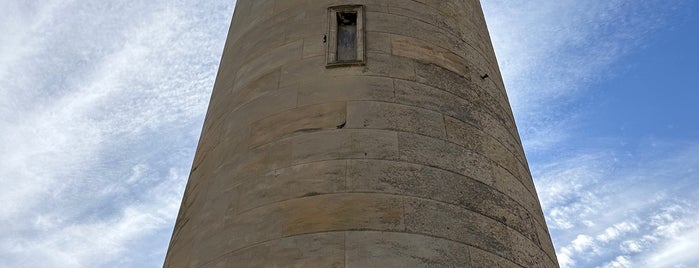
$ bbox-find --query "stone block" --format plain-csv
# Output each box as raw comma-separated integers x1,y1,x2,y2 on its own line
347,159,540,243
229,68,281,110
228,139,292,177
282,194,404,236
398,132,495,185
391,34,467,76
291,129,399,164
397,132,546,227
224,203,283,253
234,160,347,213
469,247,521,268
235,40,303,87
222,84,298,128
297,75,395,106
394,79,479,127
249,101,347,147
203,258,227,268
366,31,392,54
414,61,514,125
346,231,472,267
362,52,416,81
226,232,344,268
303,36,325,58
445,115,528,185
387,0,438,26
284,15,324,42
404,198,549,268
346,100,446,138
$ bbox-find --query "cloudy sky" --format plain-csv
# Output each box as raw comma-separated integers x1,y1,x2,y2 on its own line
1,0,697,267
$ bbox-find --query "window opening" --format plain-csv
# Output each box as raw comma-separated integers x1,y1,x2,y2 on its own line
326,5,365,67
336,12,357,62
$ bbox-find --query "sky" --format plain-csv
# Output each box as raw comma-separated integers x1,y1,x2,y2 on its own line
0,0,697,267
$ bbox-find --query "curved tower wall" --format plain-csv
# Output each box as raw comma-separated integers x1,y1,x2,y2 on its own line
165,0,559,267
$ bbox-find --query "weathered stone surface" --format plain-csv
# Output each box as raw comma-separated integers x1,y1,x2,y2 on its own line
392,34,467,76
444,115,533,194
297,75,395,106
226,138,292,177
233,160,347,213
346,159,540,244
249,101,347,147
404,198,551,268
224,203,283,253
346,231,472,267
165,0,559,267
470,247,522,268
397,132,547,233
346,100,446,138
291,129,399,164
226,232,344,268
366,31,391,54
235,40,303,88
282,194,404,236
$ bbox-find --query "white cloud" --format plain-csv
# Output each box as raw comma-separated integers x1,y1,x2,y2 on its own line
483,0,688,153
597,222,638,243
620,240,645,254
601,255,632,268
642,224,699,267
0,0,695,267
0,0,234,267
534,145,699,267
483,0,696,267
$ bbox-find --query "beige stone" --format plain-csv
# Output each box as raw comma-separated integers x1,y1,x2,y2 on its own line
346,159,540,243
165,0,559,267
297,75,395,106
346,100,446,138
249,101,347,147
224,203,283,253
404,198,553,268
291,129,399,164
233,160,347,213
226,232,344,268
346,231,472,267
282,194,404,236
391,34,468,76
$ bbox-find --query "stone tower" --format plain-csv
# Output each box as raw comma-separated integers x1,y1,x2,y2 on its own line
164,0,558,267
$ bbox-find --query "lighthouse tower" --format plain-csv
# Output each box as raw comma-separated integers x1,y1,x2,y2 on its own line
164,1,558,267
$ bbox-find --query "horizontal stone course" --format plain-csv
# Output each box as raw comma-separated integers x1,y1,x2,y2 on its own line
346,231,472,267
404,198,551,268
397,132,546,226
347,159,541,245
233,160,347,213
282,194,405,236
249,101,347,147
225,232,344,268
346,100,446,139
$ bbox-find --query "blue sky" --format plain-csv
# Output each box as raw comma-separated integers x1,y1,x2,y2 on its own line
0,0,697,267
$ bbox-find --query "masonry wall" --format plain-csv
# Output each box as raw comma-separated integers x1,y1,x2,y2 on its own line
164,0,559,267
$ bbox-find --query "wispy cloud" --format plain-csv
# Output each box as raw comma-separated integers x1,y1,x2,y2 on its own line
1,0,695,267
483,0,697,267
483,0,689,153
0,0,234,267
529,143,699,267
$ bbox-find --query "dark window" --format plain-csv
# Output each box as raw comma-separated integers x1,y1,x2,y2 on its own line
336,12,357,62
326,5,365,67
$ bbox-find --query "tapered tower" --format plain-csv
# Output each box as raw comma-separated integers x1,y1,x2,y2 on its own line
165,0,558,267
